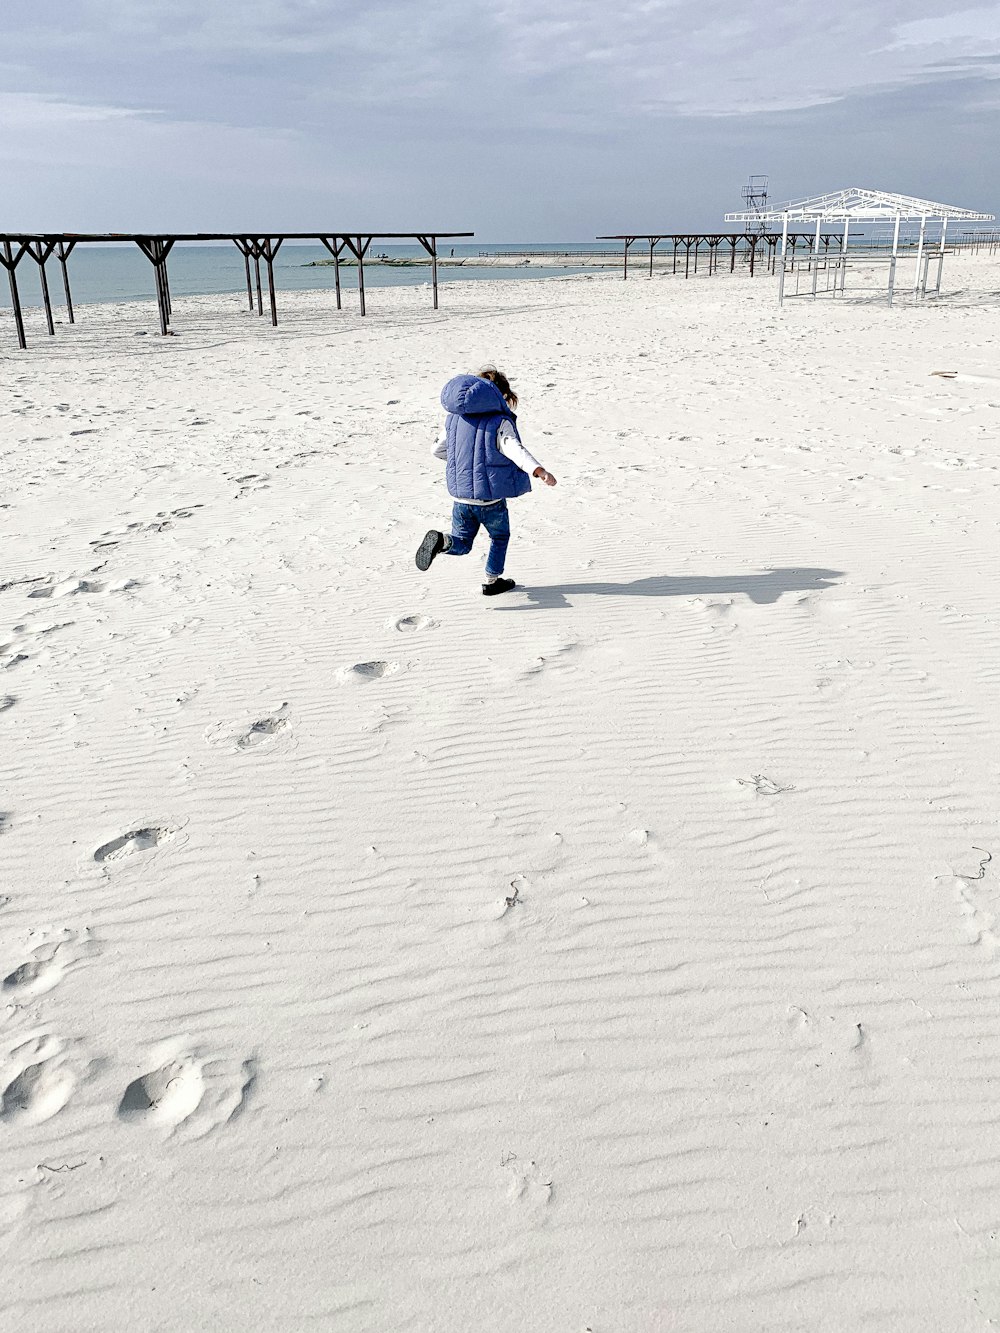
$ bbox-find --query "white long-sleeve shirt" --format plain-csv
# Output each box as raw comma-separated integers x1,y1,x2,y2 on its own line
433,419,543,505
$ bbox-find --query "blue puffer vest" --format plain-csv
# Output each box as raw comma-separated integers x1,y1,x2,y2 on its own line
441,374,532,503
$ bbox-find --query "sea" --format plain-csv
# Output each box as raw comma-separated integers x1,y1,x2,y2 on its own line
0,242,621,311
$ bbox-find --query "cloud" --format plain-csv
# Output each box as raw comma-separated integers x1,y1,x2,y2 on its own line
2,2,999,231
0,91,155,128
5,0,1000,126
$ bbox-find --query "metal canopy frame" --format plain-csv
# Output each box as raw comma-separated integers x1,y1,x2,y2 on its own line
724,188,995,306
0,231,474,349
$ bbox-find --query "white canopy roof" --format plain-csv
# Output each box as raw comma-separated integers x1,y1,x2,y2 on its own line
725,187,994,224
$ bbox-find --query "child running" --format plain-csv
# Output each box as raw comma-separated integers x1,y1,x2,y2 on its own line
415,367,556,596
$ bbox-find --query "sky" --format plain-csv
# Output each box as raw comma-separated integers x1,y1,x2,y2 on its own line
2,1,999,237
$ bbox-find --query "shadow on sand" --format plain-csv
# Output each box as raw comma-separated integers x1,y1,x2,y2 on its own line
505,567,844,611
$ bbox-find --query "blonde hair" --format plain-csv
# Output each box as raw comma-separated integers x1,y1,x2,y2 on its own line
477,366,518,409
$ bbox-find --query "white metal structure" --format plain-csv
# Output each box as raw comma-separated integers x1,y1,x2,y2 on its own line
725,187,994,306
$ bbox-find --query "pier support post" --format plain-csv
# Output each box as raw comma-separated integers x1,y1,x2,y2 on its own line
319,237,348,309
1,239,28,349
57,241,76,322
261,238,282,326
234,239,254,310
416,235,440,308
25,240,58,335
343,236,372,314
135,237,176,335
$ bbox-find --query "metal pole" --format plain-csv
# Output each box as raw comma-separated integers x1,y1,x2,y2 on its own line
2,240,27,350
319,237,345,310
57,241,75,323
913,215,927,296
33,245,56,336
154,244,169,335
137,240,169,336
777,215,788,306
357,237,367,316
649,238,655,277
935,217,948,293
236,241,253,310
415,235,439,309
156,243,169,335
254,249,263,315
673,239,678,274
162,252,172,321
749,236,757,277
623,237,631,281
693,239,699,273
264,239,280,326
810,216,822,295
730,237,736,273
887,214,901,306
839,218,849,293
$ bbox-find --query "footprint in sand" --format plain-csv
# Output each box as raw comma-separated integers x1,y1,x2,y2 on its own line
118,1050,257,1137
94,825,175,865
389,614,436,633
952,872,999,957
231,474,269,498
506,1159,553,1212
29,577,105,599
236,710,290,750
3,928,99,998
0,1035,78,1125
338,660,400,684
206,705,291,752
786,1005,812,1034
89,507,202,550
0,695,15,714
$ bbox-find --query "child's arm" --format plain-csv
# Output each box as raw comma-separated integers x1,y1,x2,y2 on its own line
497,421,557,486
432,430,448,461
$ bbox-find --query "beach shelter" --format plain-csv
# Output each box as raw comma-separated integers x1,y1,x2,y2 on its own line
725,187,994,305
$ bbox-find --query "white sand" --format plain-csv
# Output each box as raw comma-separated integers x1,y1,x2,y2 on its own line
2,261,1000,1330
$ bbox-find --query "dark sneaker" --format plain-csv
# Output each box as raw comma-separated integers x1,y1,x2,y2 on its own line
415,530,445,571
482,577,516,596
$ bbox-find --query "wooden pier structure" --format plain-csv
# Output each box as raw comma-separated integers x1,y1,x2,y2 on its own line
597,232,843,280
0,231,473,350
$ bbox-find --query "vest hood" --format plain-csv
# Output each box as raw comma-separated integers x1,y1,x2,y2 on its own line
440,374,510,417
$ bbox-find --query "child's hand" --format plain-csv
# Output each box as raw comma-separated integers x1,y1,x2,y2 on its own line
534,467,557,487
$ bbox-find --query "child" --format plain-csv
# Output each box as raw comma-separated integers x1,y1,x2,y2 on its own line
415,367,556,596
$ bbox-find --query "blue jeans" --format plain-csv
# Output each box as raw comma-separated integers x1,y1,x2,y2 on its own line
447,500,510,577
